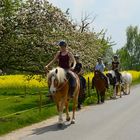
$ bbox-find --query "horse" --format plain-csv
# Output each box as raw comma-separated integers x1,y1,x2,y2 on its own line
106,70,122,99
121,72,132,95
92,70,107,104
47,67,80,127
77,75,86,109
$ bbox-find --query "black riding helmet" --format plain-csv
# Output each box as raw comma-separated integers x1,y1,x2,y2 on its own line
113,55,118,59
58,40,67,47
74,54,80,59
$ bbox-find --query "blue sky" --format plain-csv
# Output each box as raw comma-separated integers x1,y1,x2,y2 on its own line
48,0,140,52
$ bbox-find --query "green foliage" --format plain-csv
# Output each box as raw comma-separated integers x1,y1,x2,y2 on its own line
117,25,140,70
0,0,113,74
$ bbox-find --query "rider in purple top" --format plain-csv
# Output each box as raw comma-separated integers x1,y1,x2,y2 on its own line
45,41,76,97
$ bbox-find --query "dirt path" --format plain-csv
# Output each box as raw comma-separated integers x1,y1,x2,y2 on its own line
0,107,88,140
0,116,58,140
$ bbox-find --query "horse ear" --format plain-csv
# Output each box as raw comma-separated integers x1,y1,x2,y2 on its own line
55,69,58,74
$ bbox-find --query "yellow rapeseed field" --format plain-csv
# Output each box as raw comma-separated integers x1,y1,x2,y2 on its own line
84,70,140,82
0,75,47,89
0,70,140,89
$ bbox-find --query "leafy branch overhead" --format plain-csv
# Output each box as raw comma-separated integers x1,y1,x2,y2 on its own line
0,0,113,74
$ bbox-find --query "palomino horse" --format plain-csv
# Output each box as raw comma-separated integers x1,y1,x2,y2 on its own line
47,67,80,126
121,72,132,95
106,70,122,99
92,70,107,104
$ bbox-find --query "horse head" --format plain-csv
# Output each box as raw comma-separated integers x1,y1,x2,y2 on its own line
106,70,116,85
94,70,102,77
47,67,66,94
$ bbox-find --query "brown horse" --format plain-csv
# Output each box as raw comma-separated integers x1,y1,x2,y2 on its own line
92,70,107,104
47,67,80,127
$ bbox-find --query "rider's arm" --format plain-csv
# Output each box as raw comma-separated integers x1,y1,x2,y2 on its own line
102,63,105,71
45,51,60,69
68,52,76,69
95,63,99,70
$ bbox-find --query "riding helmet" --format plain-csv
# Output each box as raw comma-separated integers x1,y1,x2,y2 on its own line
58,40,67,47
113,55,118,59
74,54,80,59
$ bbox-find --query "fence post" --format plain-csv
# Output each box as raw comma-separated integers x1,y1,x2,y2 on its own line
88,77,90,96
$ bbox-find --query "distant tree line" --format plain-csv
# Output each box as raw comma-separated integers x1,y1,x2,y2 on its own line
117,25,140,70
0,0,114,74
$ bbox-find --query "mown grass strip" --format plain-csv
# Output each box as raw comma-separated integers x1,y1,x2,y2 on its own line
0,105,48,119
0,105,57,136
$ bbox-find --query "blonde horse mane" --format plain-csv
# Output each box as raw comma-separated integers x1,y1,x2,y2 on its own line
47,67,66,83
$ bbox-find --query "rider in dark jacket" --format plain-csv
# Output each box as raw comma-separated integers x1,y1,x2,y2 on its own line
112,55,122,83
74,54,86,109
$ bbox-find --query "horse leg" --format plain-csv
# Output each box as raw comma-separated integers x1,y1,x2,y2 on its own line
58,100,65,126
122,84,127,95
77,95,81,110
119,84,122,98
97,90,100,104
111,85,117,99
113,86,116,97
101,91,105,103
65,99,70,121
128,84,130,94
71,96,78,124
78,89,85,109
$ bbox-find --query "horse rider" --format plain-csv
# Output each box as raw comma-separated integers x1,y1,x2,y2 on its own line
112,55,122,84
73,54,86,109
45,40,76,97
92,57,109,89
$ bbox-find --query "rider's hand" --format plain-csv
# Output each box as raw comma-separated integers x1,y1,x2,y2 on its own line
45,66,49,73
70,67,74,71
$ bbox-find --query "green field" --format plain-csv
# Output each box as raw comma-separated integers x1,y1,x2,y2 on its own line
0,72,140,135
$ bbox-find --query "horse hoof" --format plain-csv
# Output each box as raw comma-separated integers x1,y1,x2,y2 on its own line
71,119,75,124
110,96,117,100
57,123,64,128
66,117,70,122
123,92,127,95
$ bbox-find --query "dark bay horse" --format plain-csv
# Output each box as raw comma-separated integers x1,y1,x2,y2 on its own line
92,70,107,104
47,67,80,126
77,75,86,109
